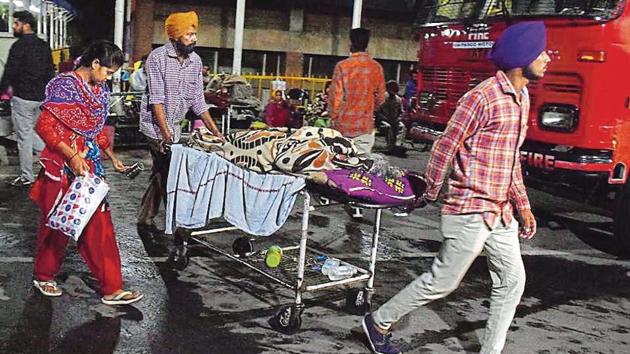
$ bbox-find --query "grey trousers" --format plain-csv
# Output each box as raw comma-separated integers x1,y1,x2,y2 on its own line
373,214,526,354
11,96,44,182
352,132,375,154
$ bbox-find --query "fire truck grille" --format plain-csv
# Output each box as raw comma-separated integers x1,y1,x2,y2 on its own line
420,67,493,114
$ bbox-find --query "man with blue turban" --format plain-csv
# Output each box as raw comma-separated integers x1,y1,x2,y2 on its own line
362,22,550,354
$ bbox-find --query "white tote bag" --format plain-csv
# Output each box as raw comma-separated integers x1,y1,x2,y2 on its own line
47,172,110,241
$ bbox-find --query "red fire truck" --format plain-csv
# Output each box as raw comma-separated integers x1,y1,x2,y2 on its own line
407,0,630,254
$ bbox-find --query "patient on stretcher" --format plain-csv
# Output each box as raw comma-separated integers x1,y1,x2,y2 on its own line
187,127,426,208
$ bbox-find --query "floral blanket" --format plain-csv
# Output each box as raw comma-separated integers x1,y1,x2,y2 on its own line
188,127,373,175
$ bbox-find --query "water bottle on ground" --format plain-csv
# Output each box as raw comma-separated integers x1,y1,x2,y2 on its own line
321,257,356,280
321,257,340,276
327,265,356,280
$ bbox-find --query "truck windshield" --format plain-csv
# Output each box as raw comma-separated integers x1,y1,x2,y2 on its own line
415,0,626,24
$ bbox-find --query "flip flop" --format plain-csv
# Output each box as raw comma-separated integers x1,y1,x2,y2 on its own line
101,290,143,306
33,280,63,297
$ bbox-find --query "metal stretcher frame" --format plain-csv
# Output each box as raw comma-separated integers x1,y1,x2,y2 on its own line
169,183,398,334
219,104,256,135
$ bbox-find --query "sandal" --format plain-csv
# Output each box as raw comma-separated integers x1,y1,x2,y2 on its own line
101,290,143,306
33,279,63,297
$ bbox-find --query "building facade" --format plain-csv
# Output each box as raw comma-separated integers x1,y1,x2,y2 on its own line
132,0,418,81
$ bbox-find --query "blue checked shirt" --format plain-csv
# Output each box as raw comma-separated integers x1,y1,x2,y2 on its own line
140,41,208,142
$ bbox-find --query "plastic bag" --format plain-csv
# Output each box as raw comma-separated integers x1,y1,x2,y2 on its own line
47,173,109,241
365,153,406,179
271,79,287,92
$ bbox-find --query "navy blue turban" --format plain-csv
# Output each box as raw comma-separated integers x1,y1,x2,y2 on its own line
487,21,547,70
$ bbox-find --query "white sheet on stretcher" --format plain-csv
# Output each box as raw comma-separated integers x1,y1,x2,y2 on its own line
165,145,306,236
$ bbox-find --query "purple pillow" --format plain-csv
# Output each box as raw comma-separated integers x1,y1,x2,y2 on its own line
325,169,426,206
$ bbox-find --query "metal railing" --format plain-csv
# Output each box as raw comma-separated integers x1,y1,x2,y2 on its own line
241,75,330,101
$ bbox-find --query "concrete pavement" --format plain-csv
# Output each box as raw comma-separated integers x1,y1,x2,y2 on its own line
0,141,629,353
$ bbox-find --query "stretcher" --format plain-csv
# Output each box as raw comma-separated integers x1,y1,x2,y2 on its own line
166,148,411,334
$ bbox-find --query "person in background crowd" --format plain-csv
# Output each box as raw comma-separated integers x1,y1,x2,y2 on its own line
328,27,385,218
121,67,131,92
263,90,290,128
202,65,211,90
58,50,75,73
138,11,223,235
376,80,405,154
305,81,331,128
403,68,418,110
129,54,148,92
362,21,549,354
0,11,54,187
30,41,143,305
286,88,305,129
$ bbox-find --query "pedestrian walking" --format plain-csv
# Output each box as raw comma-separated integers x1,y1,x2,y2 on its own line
328,27,385,218
0,11,54,187
362,21,550,354
30,41,143,305
137,11,223,235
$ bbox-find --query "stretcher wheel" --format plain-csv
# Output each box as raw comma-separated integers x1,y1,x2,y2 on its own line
232,236,253,257
168,247,190,270
345,289,370,315
270,305,302,334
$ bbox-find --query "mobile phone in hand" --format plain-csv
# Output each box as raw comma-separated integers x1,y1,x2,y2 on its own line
123,162,144,179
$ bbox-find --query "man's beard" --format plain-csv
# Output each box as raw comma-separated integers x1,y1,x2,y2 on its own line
522,65,541,80
175,40,195,55
13,29,22,38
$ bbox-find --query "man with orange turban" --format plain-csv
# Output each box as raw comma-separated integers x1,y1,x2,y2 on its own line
138,11,223,235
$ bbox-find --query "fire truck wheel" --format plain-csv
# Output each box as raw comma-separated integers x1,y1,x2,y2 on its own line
613,183,630,258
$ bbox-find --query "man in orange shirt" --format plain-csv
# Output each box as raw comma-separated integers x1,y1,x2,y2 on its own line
329,28,385,155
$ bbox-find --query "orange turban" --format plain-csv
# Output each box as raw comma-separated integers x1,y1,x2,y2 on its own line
165,11,199,40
